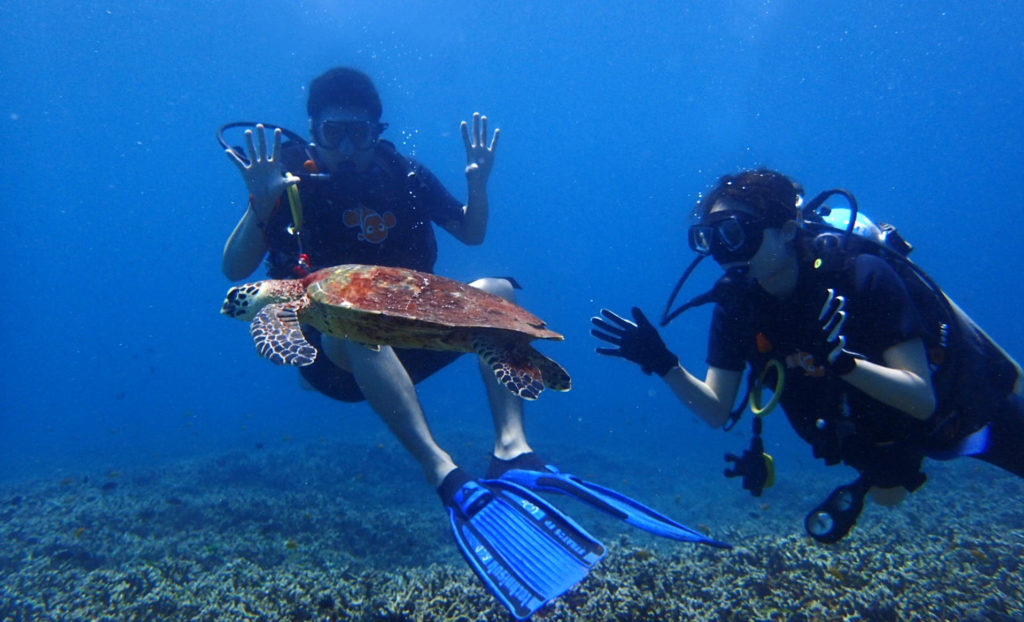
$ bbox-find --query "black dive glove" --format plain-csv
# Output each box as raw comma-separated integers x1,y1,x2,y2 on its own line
591,307,679,377
807,288,862,376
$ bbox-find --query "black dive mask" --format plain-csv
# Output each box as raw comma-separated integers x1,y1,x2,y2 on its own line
315,119,387,150
688,212,770,265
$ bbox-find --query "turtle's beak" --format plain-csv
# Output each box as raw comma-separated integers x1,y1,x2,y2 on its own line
221,286,243,318
221,283,261,320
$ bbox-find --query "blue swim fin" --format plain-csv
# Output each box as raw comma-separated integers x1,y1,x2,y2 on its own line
490,454,731,550
439,468,606,620
926,423,991,460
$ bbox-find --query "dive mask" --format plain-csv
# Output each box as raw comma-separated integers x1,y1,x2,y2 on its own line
315,119,386,150
688,212,770,264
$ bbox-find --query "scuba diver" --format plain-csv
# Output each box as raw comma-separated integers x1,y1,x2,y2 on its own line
220,67,727,620
592,168,1024,543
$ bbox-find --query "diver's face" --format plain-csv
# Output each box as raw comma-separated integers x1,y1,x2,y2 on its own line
745,225,794,284
702,200,769,271
311,106,379,173
705,200,796,287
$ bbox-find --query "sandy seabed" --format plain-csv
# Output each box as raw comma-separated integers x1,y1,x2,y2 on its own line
2,440,1021,621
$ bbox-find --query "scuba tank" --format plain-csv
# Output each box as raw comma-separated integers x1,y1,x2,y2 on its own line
801,196,1022,440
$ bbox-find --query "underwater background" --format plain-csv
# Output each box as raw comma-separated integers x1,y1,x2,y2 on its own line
2,1,1022,620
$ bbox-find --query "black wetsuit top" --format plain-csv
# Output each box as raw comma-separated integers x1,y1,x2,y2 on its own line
708,254,934,488
263,139,464,277
258,139,466,402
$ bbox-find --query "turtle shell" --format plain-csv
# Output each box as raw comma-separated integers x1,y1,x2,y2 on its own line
303,264,561,340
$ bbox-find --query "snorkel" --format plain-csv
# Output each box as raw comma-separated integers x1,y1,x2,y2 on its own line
660,258,747,326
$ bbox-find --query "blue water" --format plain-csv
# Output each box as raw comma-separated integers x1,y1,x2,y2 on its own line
2,0,1021,520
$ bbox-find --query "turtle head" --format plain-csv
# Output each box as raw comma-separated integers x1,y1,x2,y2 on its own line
221,279,305,321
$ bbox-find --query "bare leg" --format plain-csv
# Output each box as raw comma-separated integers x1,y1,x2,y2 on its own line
342,339,456,487
468,278,533,460
323,276,531,485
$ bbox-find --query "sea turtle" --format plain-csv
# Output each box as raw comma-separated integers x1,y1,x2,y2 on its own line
221,264,570,400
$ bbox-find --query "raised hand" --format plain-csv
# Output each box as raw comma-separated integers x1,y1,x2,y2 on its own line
225,124,299,219
807,288,860,375
591,307,679,377
461,112,499,184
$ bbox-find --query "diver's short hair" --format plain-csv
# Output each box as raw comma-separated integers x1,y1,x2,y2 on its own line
695,169,803,225
307,67,382,121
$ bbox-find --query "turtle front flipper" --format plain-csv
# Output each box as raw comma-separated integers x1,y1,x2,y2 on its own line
251,302,318,366
473,336,546,400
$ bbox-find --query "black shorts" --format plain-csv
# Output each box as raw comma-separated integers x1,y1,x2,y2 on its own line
297,327,464,403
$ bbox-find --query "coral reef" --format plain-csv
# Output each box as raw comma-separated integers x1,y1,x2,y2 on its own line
1,441,1021,621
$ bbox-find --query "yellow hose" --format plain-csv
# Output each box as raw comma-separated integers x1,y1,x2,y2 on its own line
286,178,303,233
749,358,785,416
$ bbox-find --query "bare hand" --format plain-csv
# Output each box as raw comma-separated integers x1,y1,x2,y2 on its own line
225,124,299,219
461,112,499,184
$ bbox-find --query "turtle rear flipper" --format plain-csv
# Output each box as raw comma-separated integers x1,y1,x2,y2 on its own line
472,336,570,400
474,337,545,400
251,303,318,366
528,349,571,392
